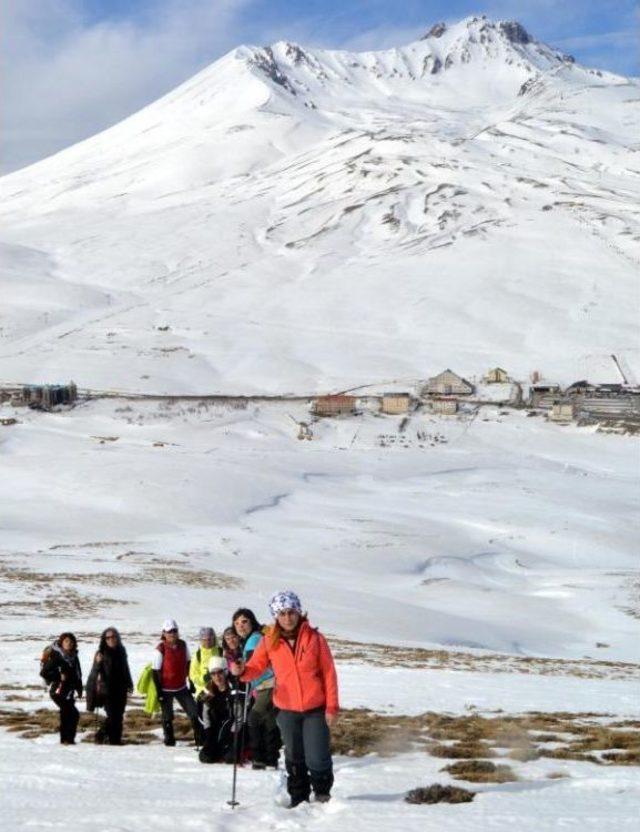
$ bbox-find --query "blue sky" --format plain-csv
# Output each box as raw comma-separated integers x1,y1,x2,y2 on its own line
1,0,637,172
76,0,640,69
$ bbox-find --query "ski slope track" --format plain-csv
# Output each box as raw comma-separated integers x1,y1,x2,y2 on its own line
0,16,638,393
0,16,639,831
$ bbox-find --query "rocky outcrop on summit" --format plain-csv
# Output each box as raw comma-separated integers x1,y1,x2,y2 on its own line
423,22,447,39
499,21,532,45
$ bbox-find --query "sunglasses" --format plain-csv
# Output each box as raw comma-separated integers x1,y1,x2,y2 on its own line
165,628,178,634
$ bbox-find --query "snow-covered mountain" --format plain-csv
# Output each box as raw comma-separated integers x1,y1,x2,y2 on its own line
0,16,638,393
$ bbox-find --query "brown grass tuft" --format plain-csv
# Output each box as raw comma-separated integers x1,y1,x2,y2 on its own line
405,784,475,804
443,759,518,783
429,741,496,759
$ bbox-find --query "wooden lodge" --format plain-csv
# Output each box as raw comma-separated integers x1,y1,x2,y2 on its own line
484,367,510,384
424,369,474,397
381,393,412,415
312,394,357,417
429,399,458,415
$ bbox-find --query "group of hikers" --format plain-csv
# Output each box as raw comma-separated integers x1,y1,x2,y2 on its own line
40,591,339,806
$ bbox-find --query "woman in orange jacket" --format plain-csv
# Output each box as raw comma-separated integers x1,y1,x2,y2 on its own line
231,590,339,806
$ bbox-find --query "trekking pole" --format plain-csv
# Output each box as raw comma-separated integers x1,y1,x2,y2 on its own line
227,678,243,809
240,679,250,761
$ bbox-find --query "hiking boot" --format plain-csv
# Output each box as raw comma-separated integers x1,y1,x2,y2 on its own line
285,761,310,806
252,761,267,770
288,796,310,809
310,768,333,804
163,720,175,747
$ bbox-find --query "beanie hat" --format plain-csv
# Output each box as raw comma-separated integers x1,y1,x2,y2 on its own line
199,626,215,640
269,590,302,618
207,656,227,673
162,618,178,632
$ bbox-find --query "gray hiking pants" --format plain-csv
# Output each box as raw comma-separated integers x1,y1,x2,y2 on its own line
276,707,333,799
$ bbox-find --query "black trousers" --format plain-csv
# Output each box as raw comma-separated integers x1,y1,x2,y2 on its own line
52,693,79,744
104,695,127,744
248,688,281,766
160,687,202,744
199,721,233,763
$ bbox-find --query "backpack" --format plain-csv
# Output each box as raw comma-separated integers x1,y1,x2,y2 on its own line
39,645,54,682
86,663,107,712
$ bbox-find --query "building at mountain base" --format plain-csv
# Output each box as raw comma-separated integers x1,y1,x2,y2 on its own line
484,367,510,384
11,382,78,411
381,393,412,414
312,395,357,417
424,370,474,397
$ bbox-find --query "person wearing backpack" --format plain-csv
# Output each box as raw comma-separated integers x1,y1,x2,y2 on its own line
88,628,133,745
152,618,202,747
231,592,339,807
40,632,83,745
189,626,222,719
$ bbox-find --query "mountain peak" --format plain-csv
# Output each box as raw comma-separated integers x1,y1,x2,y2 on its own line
236,16,579,116
421,16,535,46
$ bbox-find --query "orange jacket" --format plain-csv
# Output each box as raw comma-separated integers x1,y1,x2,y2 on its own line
241,620,339,716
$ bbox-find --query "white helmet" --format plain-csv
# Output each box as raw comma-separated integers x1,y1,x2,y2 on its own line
207,656,227,673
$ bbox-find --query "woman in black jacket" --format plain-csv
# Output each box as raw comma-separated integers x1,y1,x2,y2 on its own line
198,656,237,764
41,632,83,744
88,627,133,745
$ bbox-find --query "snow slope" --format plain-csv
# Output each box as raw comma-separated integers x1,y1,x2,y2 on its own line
0,399,637,660
1,398,639,829
0,16,638,392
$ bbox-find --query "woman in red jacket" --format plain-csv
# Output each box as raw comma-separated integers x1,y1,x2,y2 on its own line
232,591,339,807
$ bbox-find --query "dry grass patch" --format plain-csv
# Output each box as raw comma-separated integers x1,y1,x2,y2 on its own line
329,637,640,681
601,751,640,765
2,704,638,769
538,748,602,764
406,784,475,804
330,708,386,755
443,760,518,783
429,741,496,759
0,560,241,617
0,707,194,745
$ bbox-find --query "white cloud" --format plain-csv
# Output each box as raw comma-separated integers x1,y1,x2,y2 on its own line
0,0,254,173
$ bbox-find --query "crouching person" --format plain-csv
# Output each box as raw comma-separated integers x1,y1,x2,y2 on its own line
198,656,235,764
152,619,203,747
232,591,339,807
